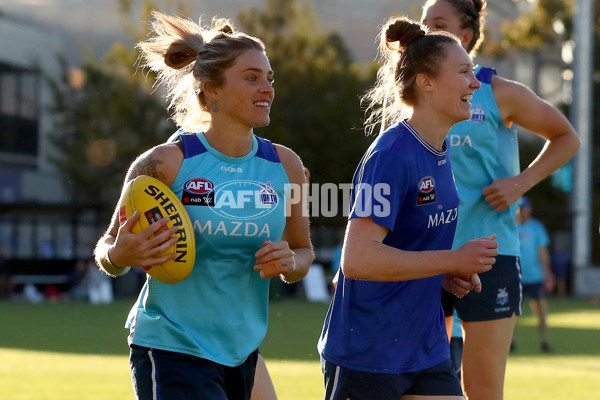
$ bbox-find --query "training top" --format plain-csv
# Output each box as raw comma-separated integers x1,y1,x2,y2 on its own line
318,120,459,374
449,66,520,256
126,132,289,367
517,218,549,284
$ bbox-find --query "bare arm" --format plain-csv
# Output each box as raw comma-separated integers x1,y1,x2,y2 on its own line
341,217,498,281
253,144,314,283
94,144,183,276
482,76,580,212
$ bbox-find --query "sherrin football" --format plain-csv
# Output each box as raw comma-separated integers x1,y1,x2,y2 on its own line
118,175,195,284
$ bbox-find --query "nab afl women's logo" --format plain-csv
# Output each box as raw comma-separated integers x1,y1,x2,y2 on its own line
182,178,215,206
417,176,436,205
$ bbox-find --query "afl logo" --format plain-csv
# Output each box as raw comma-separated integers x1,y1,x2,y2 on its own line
211,180,279,220
182,178,215,206
418,177,435,194
417,176,436,206
184,178,214,194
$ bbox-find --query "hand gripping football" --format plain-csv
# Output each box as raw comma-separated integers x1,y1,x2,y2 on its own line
118,175,195,284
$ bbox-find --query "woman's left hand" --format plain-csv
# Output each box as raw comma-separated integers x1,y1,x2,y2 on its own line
482,176,526,212
254,240,296,279
443,273,482,298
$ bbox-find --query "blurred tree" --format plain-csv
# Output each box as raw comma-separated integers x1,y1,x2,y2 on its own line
46,55,175,221
46,0,185,222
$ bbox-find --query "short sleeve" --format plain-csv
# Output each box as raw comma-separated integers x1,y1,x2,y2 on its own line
349,148,407,231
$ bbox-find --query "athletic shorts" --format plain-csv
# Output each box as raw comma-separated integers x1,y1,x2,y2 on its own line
441,288,455,317
522,282,545,299
129,345,258,400
321,358,462,399
449,337,463,380
442,255,522,322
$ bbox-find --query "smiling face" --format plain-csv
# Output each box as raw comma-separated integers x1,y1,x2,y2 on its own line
425,42,480,124
421,1,471,51
210,49,275,130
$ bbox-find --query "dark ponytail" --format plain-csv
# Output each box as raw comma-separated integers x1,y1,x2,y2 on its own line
385,18,426,50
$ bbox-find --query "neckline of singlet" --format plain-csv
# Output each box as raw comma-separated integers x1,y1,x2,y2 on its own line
196,132,258,164
401,120,447,157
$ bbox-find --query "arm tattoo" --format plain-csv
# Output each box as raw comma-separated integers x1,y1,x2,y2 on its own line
130,153,166,182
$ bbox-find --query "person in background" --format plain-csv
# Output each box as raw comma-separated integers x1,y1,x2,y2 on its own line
515,197,554,353
319,16,497,399
421,1,579,398
94,11,313,400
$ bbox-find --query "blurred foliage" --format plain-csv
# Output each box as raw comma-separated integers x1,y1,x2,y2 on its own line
500,0,574,50
46,0,177,222
47,0,377,226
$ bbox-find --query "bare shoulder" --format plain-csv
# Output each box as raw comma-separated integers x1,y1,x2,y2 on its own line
126,143,183,187
491,74,535,103
273,143,305,185
491,74,548,124
274,143,302,166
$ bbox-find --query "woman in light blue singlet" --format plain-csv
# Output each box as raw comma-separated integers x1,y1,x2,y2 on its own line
422,1,579,399
94,12,313,400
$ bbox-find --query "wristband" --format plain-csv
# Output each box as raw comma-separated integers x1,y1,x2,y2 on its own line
101,248,130,277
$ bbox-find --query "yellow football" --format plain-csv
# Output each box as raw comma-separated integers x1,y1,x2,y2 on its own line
118,175,195,284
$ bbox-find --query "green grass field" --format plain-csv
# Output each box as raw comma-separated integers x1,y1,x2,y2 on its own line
0,297,599,399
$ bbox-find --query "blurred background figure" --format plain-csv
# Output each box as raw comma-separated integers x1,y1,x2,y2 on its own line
69,259,91,301
87,259,113,305
516,197,554,353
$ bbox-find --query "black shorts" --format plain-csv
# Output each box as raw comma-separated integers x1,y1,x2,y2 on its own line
322,358,462,399
522,282,545,299
442,255,522,322
130,345,258,400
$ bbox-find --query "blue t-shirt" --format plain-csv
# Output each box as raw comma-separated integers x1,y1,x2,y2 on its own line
449,66,520,257
126,132,289,367
318,120,459,374
517,218,549,284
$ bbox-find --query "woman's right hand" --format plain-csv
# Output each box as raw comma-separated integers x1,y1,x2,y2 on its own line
108,211,180,268
452,234,498,275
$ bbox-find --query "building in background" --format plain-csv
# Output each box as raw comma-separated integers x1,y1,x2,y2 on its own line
0,11,99,282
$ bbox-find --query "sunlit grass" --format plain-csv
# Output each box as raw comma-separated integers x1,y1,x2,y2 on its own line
0,349,131,400
0,297,598,400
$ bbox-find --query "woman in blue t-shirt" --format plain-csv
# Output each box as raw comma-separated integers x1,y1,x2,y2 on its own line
94,12,313,400
421,1,579,399
318,16,498,400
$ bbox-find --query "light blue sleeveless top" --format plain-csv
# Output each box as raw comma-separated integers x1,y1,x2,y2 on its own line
449,66,520,256
126,132,289,366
